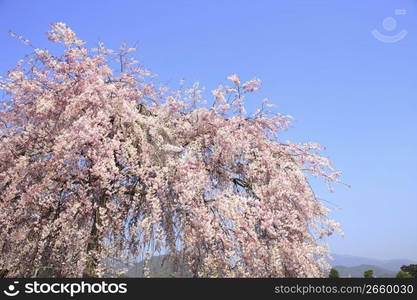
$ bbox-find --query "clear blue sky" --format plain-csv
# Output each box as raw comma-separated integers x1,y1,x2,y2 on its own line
1,0,416,261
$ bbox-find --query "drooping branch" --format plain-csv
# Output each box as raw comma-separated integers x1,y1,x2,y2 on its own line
0,23,342,278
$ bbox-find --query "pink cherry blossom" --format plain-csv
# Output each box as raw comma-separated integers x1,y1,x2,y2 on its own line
0,24,342,278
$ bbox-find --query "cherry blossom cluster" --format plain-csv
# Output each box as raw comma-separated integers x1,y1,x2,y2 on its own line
0,24,342,277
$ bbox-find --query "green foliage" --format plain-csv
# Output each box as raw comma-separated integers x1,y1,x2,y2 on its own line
400,265,417,278
328,268,340,278
396,271,413,278
363,269,374,278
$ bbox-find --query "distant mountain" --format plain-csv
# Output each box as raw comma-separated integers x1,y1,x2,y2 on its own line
123,253,416,278
333,264,396,278
329,254,416,272
380,259,417,272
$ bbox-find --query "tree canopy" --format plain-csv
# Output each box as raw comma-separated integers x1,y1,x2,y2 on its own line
396,271,413,278
328,268,340,278
364,270,374,278
400,265,417,278
0,23,342,278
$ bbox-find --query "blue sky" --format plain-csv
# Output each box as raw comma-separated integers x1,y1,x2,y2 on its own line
1,0,416,261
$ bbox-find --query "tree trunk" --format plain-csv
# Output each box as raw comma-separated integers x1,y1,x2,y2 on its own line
83,195,106,278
